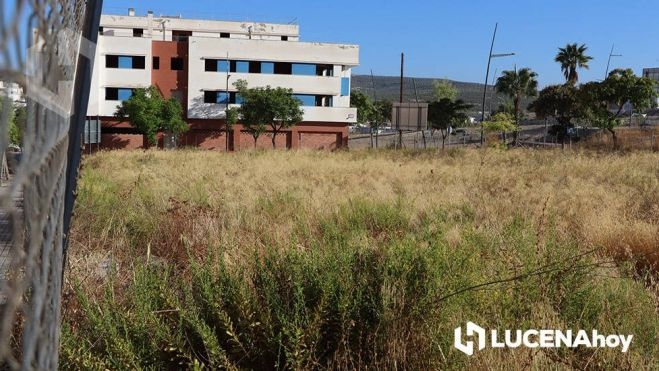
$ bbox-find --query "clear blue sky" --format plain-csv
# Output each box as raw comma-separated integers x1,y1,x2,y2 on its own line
103,0,659,87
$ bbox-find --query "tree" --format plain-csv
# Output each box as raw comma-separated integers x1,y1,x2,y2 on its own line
529,84,585,146
483,112,516,133
224,106,239,151
235,80,303,149
555,43,593,85
433,79,458,101
12,105,26,146
428,98,471,150
350,90,377,147
115,86,187,147
580,68,656,147
495,67,538,130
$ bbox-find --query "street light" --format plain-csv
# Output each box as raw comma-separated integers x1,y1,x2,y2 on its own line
604,44,622,79
480,23,514,145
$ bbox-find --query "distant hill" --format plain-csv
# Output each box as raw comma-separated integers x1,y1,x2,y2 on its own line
351,75,523,116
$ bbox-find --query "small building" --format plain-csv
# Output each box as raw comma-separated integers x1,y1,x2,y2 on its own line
86,9,359,150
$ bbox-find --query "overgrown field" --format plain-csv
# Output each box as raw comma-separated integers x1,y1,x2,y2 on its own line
62,148,659,369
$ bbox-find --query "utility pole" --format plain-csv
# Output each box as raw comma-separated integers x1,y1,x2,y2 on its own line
399,52,404,149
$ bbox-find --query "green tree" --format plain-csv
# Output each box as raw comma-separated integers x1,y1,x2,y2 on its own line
483,112,516,132
12,105,26,146
115,86,187,147
555,43,593,85
235,80,303,149
581,68,656,148
529,84,585,146
224,106,239,151
495,68,538,127
350,90,379,147
428,98,471,150
432,79,458,101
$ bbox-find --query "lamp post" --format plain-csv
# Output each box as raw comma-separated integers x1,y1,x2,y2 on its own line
480,23,514,145
604,44,622,79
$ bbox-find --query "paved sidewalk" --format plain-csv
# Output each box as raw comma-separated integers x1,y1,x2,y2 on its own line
0,181,21,305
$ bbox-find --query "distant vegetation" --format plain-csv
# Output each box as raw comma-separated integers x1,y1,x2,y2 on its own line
352,75,516,115
62,149,659,369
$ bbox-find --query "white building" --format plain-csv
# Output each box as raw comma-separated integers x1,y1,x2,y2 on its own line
87,8,359,150
0,81,24,105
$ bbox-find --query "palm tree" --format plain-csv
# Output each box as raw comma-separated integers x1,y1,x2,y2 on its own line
495,67,539,126
495,67,538,144
555,43,593,85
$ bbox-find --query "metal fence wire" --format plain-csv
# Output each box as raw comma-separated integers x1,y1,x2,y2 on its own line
0,1,102,369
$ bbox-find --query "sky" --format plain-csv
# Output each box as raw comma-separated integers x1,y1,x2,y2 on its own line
102,0,659,87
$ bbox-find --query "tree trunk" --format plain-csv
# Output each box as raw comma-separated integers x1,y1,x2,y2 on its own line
441,131,447,150
272,132,277,148
253,136,258,148
608,128,618,149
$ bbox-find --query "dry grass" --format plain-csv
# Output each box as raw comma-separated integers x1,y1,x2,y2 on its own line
62,147,659,369
72,148,659,267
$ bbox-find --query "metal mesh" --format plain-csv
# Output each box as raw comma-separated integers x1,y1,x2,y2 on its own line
0,1,98,369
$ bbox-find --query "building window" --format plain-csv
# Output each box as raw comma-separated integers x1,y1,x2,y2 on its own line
204,91,238,104
172,30,192,42
281,36,288,41
133,28,143,37
205,59,230,72
220,32,230,38
341,77,350,96
261,62,274,74
171,57,184,71
230,61,249,73
106,55,145,69
204,91,218,103
105,87,133,101
249,61,261,74
292,94,316,107
292,63,316,76
153,56,160,70
274,62,292,75
316,64,334,76
205,59,217,72
316,95,333,107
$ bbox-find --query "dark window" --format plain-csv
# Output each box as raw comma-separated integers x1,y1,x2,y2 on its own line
205,59,217,72
172,30,192,42
171,57,184,71
105,55,119,68
105,88,133,101
133,28,143,37
316,64,333,76
132,56,145,69
153,56,160,70
274,62,292,75
106,55,144,69
105,87,118,100
220,32,230,38
204,91,218,104
99,27,104,34
249,61,261,74
281,36,288,41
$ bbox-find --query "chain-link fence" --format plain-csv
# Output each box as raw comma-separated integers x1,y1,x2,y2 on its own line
0,1,102,369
